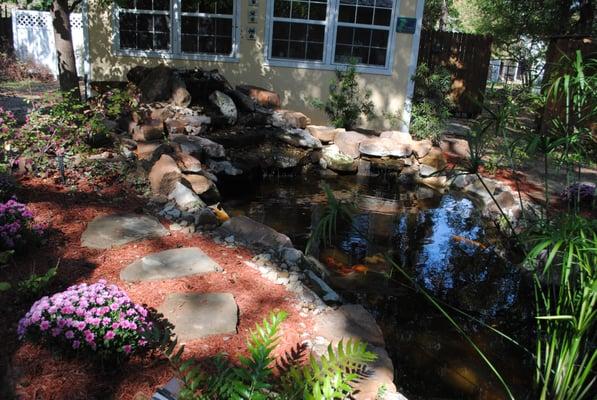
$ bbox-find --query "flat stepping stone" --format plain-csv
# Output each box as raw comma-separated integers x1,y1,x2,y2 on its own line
158,293,238,341
120,247,222,282
81,213,168,249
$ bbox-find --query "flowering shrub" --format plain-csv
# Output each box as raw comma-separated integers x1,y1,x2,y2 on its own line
561,182,596,207
0,106,17,134
0,198,45,250
18,280,156,358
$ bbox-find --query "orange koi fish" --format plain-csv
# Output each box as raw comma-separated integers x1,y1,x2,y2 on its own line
451,235,487,250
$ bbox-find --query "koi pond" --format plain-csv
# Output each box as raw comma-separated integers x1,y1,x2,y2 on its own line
222,173,534,400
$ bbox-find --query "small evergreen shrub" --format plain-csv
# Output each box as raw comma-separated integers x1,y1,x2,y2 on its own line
311,63,375,130
18,280,157,358
0,198,45,251
386,63,453,144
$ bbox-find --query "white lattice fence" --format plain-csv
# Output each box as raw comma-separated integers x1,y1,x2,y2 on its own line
12,10,85,77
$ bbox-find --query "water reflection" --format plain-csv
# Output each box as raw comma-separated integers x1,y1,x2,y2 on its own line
222,174,532,399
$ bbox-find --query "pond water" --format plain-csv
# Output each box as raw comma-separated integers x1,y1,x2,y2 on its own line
222,173,534,399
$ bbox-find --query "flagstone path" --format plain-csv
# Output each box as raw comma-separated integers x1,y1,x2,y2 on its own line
82,214,238,339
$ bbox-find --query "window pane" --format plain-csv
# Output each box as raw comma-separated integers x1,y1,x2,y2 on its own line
198,0,216,13
216,37,232,53
336,26,353,44
306,42,323,60
274,0,291,17
137,0,151,10
371,29,388,47
199,36,216,52
307,24,324,42
155,33,170,49
373,8,391,25
369,47,386,65
334,45,352,62
154,15,169,32
291,1,309,19
353,28,372,46
290,23,307,40
288,41,307,59
338,5,355,22
153,0,169,11
181,16,197,33
215,18,232,35
272,40,289,58
273,22,290,39
120,31,136,48
215,0,233,14
356,6,373,24
351,45,369,63
309,2,327,20
181,34,198,52
119,13,136,30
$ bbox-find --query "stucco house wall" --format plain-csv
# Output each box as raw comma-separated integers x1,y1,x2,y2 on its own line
87,0,424,130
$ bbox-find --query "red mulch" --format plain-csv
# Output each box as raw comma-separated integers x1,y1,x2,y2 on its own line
1,174,312,400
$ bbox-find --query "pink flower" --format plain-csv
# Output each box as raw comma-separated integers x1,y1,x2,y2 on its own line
40,320,50,331
65,330,74,339
122,344,132,354
72,340,80,349
104,331,115,341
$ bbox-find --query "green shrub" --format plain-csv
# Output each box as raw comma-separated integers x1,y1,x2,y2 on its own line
311,63,375,130
154,311,377,399
386,63,453,144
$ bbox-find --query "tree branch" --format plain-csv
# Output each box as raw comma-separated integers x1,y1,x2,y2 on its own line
69,0,83,13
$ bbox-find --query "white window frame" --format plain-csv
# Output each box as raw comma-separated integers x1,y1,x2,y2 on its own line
264,0,400,75
112,0,241,62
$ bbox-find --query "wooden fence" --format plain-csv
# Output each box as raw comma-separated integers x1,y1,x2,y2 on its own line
0,4,13,52
417,30,493,117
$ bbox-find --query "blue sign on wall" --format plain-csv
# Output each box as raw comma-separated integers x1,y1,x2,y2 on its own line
396,17,417,34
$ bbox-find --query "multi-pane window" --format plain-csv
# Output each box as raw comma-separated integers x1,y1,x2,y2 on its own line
118,0,171,51
271,0,328,61
335,0,393,66
267,0,397,71
180,0,235,55
116,0,238,58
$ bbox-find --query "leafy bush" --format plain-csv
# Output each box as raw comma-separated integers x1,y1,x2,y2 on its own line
387,63,453,144
91,86,140,120
0,198,45,251
18,280,158,358
155,311,377,399
311,63,375,129
17,264,59,299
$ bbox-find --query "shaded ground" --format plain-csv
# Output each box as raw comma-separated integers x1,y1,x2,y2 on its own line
0,174,313,399
0,80,58,122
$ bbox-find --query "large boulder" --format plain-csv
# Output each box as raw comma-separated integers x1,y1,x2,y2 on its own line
271,109,311,129
306,125,344,144
379,130,412,144
183,174,214,195
412,139,433,158
236,84,281,108
207,159,243,176
132,65,191,107
168,181,205,211
273,128,322,149
165,115,211,135
419,147,447,170
132,119,164,141
175,152,203,173
135,141,173,163
334,131,370,159
170,134,225,159
359,137,412,158
149,154,183,196
321,145,357,173
217,216,293,250
209,90,237,125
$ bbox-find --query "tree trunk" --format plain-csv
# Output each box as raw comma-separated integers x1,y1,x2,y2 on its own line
51,0,81,99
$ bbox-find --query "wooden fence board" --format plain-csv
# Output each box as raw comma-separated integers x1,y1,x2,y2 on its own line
417,30,493,117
